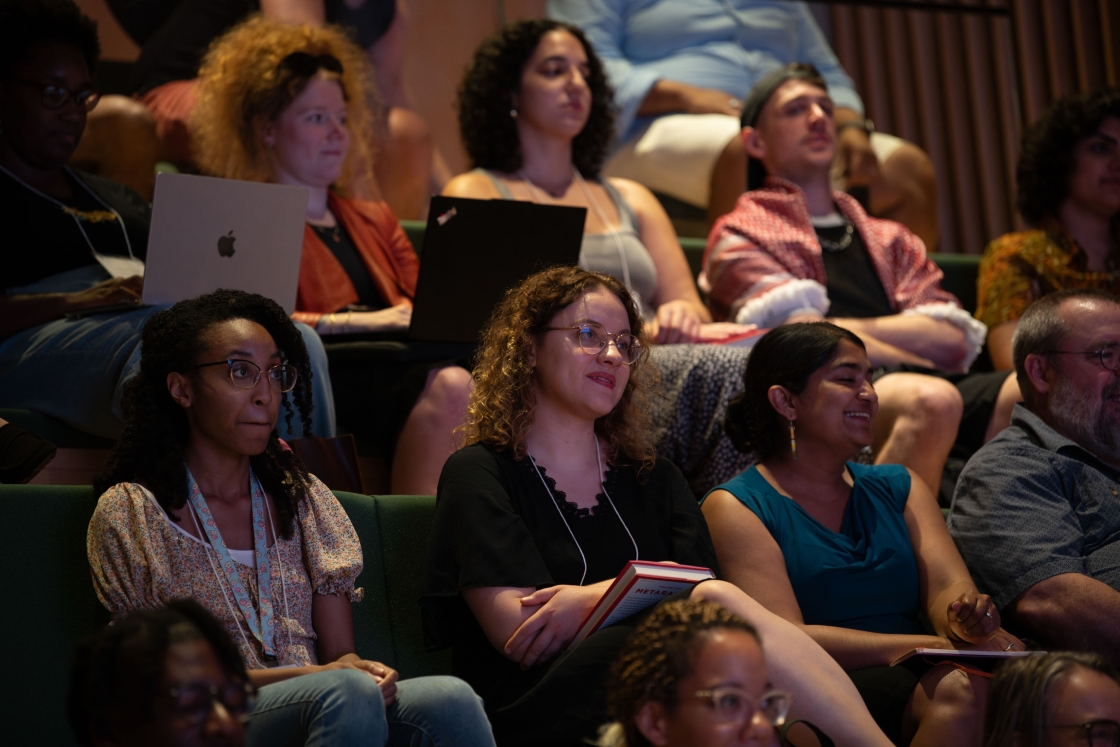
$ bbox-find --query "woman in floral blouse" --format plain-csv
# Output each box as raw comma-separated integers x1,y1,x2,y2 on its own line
87,289,494,747
977,88,1120,370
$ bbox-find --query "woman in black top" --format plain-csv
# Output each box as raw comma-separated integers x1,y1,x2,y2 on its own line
421,266,894,747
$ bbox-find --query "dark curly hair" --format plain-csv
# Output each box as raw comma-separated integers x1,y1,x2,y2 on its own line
67,599,248,746
1016,88,1120,225
94,289,315,538
602,599,761,747
0,0,99,79
457,18,616,178
725,322,866,459
462,266,658,471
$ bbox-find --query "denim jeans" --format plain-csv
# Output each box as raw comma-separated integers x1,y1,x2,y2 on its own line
0,267,336,439
246,671,496,747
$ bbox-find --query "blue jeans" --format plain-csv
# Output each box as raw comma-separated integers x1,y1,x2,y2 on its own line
246,671,496,747
0,267,336,439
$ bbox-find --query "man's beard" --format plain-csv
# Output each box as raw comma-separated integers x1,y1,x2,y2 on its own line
1049,375,1120,467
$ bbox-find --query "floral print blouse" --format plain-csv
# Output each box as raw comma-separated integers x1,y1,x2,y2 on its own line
975,229,1120,328
88,476,363,668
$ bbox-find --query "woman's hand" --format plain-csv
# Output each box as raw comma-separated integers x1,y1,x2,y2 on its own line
946,590,1001,644
322,655,400,706
955,628,1023,653
321,303,412,334
66,275,144,312
650,300,704,344
504,585,601,670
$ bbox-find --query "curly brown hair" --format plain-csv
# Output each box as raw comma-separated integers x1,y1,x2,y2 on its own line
462,266,657,470
192,14,377,189
457,18,616,178
602,599,761,747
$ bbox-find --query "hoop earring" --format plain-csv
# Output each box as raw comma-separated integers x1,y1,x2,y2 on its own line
510,108,518,119
789,419,798,461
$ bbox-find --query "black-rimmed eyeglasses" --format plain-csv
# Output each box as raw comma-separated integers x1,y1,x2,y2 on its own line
11,79,101,111
193,359,298,392
167,680,258,725
543,323,642,365
1045,720,1120,747
1043,346,1120,371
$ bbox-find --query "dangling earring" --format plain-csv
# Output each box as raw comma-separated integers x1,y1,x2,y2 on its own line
789,419,798,460
510,108,519,119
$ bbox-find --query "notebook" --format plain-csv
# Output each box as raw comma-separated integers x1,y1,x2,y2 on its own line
141,173,308,314
408,195,586,344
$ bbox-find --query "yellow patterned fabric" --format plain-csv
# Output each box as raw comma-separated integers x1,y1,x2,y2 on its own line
975,230,1120,328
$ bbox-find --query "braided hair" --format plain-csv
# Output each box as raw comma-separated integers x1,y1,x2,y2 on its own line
93,289,314,538
602,599,760,747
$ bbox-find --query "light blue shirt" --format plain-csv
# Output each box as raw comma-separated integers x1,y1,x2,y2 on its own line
548,0,863,143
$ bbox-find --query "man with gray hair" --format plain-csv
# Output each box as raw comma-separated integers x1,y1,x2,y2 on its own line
948,289,1120,663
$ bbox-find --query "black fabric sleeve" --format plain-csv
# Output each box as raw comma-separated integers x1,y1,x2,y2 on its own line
646,457,721,576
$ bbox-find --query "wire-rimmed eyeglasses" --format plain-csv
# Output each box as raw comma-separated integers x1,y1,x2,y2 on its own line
12,79,101,111
688,687,792,726
192,359,298,392
1043,346,1120,371
1045,719,1120,747
543,323,642,365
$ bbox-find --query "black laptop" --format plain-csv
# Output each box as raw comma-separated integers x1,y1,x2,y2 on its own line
408,195,586,344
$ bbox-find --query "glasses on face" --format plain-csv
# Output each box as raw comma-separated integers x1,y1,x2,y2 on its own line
1046,720,1120,747
278,51,344,77
689,687,792,727
193,359,299,392
1044,345,1120,372
167,680,258,725
11,79,101,111
543,323,642,365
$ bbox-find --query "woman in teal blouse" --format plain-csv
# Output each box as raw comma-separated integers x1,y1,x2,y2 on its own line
702,322,1018,747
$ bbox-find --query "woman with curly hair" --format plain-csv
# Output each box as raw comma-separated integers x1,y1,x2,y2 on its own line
703,322,1019,746
421,266,896,747
976,88,1120,370
982,652,1120,747
193,15,472,494
87,289,495,747
599,598,789,747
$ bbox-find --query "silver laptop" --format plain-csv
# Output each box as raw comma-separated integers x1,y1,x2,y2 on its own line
142,173,308,314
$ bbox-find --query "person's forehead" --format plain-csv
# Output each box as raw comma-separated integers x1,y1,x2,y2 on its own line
533,29,588,62
1058,299,1120,343
15,40,91,81
766,79,831,111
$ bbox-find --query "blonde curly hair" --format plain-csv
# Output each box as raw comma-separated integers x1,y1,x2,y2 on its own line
462,266,659,471
192,14,377,188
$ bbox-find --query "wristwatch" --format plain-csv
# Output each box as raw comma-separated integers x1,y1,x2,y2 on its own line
837,119,875,137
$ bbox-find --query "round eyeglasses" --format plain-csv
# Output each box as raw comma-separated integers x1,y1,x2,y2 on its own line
689,687,792,727
1043,346,1120,371
167,680,258,725
193,359,298,392
543,323,642,365
1045,720,1120,747
12,79,101,111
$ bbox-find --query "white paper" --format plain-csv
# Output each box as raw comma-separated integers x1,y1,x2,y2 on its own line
95,253,146,279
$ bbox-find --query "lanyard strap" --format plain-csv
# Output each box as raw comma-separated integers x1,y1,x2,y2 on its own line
186,467,277,657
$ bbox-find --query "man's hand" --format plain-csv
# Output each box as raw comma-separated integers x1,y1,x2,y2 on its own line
504,585,601,670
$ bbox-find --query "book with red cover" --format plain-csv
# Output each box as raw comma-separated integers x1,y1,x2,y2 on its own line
569,560,716,647
891,648,1044,667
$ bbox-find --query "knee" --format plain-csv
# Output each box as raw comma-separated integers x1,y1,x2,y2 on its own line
88,95,158,132
313,668,386,722
419,366,472,421
884,142,936,196
387,107,433,153
896,377,963,431
924,668,987,721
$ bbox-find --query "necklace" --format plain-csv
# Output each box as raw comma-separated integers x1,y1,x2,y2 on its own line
817,218,854,253
527,435,640,587
312,221,342,243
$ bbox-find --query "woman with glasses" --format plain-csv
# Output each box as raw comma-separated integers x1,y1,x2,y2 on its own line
599,599,790,747
192,15,470,494
87,289,496,747
983,652,1120,747
703,322,1020,746
0,0,335,442
421,266,896,747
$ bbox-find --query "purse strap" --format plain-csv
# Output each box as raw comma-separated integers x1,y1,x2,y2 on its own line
779,719,836,747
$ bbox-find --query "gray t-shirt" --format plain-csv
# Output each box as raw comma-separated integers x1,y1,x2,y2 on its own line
948,403,1120,610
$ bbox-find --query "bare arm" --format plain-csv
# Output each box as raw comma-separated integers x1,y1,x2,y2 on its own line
830,315,970,371
988,320,1016,371
1009,573,1120,666
635,79,742,117
0,275,143,340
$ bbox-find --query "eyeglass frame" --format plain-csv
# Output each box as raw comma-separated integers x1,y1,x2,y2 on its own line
1041,346,1120,371
687,687,792,727
166,680,259,725
1044,719,1120,747
541,323,643,365
192,359,299,392
9,78,101,111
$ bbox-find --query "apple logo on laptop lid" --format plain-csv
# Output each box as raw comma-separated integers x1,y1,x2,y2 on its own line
217,230,236,258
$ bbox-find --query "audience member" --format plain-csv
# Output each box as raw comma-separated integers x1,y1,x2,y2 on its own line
976,89,1120,371
86,289,495,747
0,0,334,440
983,652,1120,747
192,15,469,495
444,17,756,495
704,63,1019,497
548,0,937,247
949,289,1120,667
421,266,895,747
703,322,1018,745
68,599,253,746
102,0,443,219
597,598,789,747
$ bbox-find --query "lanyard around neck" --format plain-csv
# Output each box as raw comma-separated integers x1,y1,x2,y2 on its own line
186,466,278,658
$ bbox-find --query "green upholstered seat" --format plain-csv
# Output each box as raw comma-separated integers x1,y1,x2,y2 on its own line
0,484,446,746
